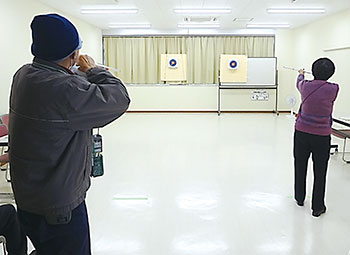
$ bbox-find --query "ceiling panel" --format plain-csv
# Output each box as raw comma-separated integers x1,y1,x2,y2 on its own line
37,0,350,33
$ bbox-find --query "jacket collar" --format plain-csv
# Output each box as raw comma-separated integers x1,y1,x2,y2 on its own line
32,58,74,75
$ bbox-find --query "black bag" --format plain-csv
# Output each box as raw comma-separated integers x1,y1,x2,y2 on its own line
91,130,104,177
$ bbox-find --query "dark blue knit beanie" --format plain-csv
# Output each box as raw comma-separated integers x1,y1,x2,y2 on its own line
31,14,82,61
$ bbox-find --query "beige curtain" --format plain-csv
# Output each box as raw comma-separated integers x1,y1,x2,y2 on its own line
104,36,275,84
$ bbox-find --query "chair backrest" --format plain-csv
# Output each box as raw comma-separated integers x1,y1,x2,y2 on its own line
0,124,8,138
0,154,9,164
0,114,9,127
332,129,350,139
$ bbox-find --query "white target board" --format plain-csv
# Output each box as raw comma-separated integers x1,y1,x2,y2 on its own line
246,58,277,85
161,54,187,82
220,55,248,83
220,56,277,86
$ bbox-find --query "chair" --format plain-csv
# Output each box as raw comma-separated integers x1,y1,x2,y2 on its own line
0,235,7,255
0,125,6,138
0,124,10,181
0,154,9,167
0,115,12,204
0,114,9,127
331,128,350,163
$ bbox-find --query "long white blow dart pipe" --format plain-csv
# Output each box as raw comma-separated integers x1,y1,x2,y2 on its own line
283,66,312,74
96,64,120,73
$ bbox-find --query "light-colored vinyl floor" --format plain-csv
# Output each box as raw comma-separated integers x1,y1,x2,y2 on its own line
1,113,350,255
86,113,350,255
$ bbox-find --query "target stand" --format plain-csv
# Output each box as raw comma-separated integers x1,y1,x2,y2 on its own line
218,56,279,116
161,54,187,84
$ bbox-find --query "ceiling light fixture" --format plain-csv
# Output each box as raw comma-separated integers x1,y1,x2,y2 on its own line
81,8,138,14
266,8,326,14
174,8,232,14
109,23,152,28
247,23,290,28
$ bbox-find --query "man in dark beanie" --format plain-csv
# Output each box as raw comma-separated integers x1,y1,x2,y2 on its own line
9,13,130,254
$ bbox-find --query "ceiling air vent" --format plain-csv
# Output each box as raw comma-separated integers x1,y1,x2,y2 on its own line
184,17,218,23
233,18,254,23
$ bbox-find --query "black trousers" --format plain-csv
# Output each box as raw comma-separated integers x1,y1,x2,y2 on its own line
0,204,27,255
17,201,91,255
294,130,331,211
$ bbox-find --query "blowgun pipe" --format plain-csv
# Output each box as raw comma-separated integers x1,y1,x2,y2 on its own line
97,64,120,73
283,66,312,74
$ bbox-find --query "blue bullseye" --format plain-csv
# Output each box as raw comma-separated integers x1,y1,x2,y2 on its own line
229,60,238,69
169,59,177,67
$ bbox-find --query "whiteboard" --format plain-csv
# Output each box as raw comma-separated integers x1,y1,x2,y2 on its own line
220,57,277,86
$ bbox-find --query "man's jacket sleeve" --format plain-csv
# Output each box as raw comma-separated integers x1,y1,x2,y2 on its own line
65,67,130,131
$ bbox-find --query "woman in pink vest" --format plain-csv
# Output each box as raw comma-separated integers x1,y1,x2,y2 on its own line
294,58,339,217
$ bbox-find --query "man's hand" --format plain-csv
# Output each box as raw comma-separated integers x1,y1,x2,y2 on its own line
298,69,305,75
78,55,96,73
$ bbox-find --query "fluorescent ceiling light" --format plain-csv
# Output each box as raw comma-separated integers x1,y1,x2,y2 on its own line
174,8,232,14
247,23,290,28
109,23,152,28
178,23,220,28
266,8,325,14
81,8,138,14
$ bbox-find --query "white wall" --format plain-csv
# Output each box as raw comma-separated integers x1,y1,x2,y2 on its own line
127,85,279,112
0,0,102,113
274,30,297,112
291,9,350,116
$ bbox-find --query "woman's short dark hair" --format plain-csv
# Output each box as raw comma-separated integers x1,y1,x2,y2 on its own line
312,58,335,81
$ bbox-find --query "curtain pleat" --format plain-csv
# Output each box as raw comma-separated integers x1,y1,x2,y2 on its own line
104,36,274,84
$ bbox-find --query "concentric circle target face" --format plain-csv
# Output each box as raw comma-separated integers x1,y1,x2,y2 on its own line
229,60,238,69
169,59,177,67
